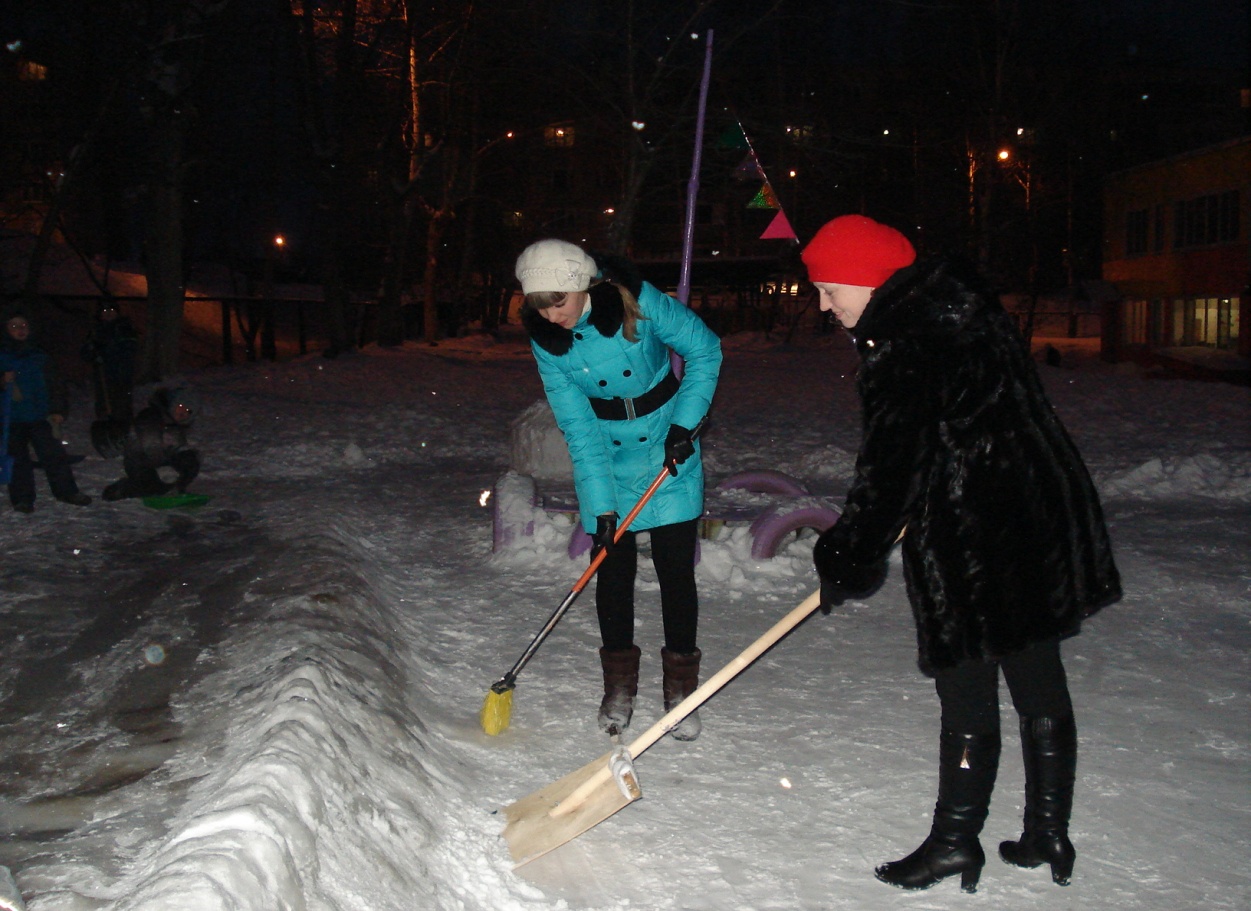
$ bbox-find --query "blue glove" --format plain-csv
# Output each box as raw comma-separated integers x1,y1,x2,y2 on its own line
663,424,696,477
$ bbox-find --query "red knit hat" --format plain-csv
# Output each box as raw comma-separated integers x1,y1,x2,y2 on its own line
801,215,916,287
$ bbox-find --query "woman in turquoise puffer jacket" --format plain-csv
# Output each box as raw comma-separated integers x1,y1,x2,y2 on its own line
516,239,722,741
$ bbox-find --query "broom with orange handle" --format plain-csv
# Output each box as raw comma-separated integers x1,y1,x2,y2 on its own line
480,419,705,735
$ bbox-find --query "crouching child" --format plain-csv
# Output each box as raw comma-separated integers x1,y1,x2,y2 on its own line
102,385,201,501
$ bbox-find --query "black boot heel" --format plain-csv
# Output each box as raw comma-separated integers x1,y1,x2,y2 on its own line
1049,849,1074,886
999,834,1074,885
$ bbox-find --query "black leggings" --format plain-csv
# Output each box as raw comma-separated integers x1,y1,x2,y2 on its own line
933,638,1073,734
595,519,699,654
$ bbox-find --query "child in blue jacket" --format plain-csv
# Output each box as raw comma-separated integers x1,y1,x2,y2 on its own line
1,310,92,512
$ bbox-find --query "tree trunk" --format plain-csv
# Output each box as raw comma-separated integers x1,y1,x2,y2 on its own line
139,120,186,383
606,138,654,255
290,0,358,356
321,233,355,356
377,197,415,348
422,213,449,344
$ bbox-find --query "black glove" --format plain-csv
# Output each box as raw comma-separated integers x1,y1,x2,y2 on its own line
819,577,850,614
663,424,696,477
591,513,618,559
814,525,887,612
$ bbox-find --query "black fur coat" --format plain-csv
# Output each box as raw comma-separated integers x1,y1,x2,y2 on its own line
814,256,1122,673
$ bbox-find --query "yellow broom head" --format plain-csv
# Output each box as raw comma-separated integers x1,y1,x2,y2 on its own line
480,686,514,736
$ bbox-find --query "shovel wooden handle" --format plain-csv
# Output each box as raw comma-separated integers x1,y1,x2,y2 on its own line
552,589,822,817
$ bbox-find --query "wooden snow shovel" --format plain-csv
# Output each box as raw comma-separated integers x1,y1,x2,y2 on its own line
502,588,823,867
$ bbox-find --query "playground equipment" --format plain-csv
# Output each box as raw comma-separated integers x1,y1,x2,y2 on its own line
491,467,840,562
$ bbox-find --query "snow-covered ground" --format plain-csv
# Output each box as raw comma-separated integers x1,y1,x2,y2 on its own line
1,328,1248,911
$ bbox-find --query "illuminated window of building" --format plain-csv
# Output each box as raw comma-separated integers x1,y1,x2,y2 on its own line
1122,299,1147,345
785,124,814,145
1170,298,1186,344
1167,296,1235,348
544,123,575,148
18,59,47,81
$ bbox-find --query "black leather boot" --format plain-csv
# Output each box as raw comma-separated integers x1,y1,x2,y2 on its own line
875,729,1001,893
597,646,641,735
999,714,1078,885
661,647,701,741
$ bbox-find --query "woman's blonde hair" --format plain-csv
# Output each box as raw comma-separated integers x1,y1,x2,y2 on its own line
526,281,645,342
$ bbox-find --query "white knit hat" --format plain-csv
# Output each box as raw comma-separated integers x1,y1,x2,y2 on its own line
515,239,597,295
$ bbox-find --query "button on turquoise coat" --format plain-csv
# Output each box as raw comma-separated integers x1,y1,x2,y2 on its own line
529,280,722,533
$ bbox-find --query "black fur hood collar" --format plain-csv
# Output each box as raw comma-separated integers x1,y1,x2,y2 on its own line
522,252,644,356
855,255,996,348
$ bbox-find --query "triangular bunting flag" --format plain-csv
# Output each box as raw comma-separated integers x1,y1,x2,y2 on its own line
760,208,798,240
733,153,764,181
716,123,750,150
747,182,780,209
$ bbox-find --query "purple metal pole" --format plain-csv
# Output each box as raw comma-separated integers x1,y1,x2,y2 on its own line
678,30,714,307
672,29,714,379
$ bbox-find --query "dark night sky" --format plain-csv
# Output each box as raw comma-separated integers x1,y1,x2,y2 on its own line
1104,0,1248,67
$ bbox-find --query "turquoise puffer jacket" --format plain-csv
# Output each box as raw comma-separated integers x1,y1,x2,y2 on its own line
527,279,722,533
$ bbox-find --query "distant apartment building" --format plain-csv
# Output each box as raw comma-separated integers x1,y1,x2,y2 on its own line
1101,136,1250,382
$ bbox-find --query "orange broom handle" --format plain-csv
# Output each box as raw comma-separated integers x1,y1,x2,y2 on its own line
489,417,706,693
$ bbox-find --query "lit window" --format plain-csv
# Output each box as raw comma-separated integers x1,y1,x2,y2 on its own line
544,123,575,148
18,59,47,81
785,124,814,145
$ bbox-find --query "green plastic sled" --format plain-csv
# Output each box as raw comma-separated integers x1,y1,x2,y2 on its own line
142,493,212,510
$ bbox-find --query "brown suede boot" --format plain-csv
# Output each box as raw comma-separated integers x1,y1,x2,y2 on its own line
661,647,702,741
597,646,641,735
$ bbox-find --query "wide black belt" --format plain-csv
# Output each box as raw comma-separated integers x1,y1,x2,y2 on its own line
589,370,679,421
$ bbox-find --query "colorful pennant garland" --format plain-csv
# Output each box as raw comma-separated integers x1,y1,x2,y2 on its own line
726,120,799,241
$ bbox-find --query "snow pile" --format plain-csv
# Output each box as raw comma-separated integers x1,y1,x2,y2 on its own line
83,532,530,911
508,400,573,481
1100,451,1251,501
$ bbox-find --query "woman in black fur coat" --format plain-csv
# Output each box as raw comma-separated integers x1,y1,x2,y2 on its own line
802,215,1121,894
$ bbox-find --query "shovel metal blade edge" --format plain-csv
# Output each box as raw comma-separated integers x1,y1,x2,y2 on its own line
91,419,130,458
502,750,639,867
